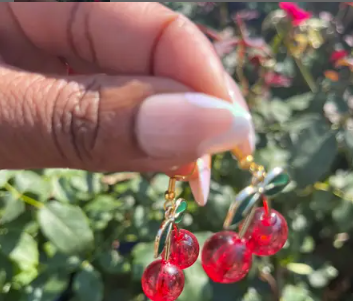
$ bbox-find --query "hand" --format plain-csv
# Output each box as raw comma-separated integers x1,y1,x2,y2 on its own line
0,2,254,206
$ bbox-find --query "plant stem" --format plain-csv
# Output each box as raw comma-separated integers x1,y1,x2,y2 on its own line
274,24,318,93
294,57,318,93
3,182,43,209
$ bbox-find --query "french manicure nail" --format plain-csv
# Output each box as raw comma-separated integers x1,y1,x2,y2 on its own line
136,92,254,159
184,93,253,156
189,156,211,206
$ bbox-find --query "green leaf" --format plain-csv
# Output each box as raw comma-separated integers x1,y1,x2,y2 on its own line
24,272,69,301
0,253,13,290
13,266,38,286
262,167,290,196
70,172,103,194
174,199,187,224
281,285,313,301
0,230,38,270
270,100,292,124
287,263,313,275
0,170,14,187
154,220,173,257
290,116,337,187
73,265,104,301
286,92,314,111
178,260,212,301
97,250,131,275
38,202,94,255
286,114,321,134
0,193,25,223
14,171,51,201
256,145,290,171
51,177,77,204
225,186,260,228
131,242,154,281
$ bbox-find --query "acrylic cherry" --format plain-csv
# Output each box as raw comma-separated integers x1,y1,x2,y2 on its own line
241,207,288,256
142,259,185,301
201,231,252,283
161,229,199,269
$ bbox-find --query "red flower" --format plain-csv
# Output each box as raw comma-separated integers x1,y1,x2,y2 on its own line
279,2,312,26
264,72,292,87
248,55,266,67
330,50,348,63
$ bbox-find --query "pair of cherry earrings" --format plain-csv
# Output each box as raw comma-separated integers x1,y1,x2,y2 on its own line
142,155,290,301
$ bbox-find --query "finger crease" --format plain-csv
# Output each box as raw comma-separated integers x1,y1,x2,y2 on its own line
67,2,81,58
52,85,69,162
149,14,179,75
84,7,98,64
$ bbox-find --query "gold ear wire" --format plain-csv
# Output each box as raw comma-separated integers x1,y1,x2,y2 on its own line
164,161,197,210
173,162,197,181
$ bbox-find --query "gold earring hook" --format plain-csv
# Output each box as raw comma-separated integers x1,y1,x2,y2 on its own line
172,162,197,181
164,162,197,210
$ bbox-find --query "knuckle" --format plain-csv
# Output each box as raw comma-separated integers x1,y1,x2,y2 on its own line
51,77,102,168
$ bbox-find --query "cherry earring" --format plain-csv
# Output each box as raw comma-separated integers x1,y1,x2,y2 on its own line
201,155,290,284
142,170,199,301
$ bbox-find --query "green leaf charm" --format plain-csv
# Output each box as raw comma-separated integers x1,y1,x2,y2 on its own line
154,220,173,258
263,167,290,196
174,199,187,224
224,186,260,228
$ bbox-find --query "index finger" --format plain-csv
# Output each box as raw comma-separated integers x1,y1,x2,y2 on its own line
9,2,234,102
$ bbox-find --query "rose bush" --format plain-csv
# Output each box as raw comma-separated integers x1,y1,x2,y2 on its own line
1,2,353,301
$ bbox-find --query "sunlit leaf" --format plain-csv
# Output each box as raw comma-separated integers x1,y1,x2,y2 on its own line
38,202,94,255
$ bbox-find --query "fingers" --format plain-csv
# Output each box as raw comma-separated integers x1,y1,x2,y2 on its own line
0,65,254,173
9,2,232,102
6,2,253,206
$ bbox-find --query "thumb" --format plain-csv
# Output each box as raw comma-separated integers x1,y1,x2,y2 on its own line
0,66,254,172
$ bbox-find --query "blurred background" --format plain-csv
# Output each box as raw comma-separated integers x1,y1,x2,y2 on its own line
2,2,353,301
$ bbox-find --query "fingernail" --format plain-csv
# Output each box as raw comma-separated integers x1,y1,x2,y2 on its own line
224,72,248,109
136,92,254,159
189,156,211,206
185,93,254,156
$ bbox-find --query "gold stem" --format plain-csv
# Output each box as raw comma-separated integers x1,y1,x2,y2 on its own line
164,230,172,261
239,205,257,239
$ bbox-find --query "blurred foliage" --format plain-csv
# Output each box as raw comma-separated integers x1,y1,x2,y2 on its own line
2,2,353,301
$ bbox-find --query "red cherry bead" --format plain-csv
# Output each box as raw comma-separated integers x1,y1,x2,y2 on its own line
201,231,252,283
241,207,288,256
142,259,184,301
162,229,199,269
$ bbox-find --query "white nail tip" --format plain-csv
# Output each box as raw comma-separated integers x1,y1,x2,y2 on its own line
189,160,210,206
184,93,251,120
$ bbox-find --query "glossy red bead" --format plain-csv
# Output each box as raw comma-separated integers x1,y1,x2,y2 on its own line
241,207,288,256
142,260,184,301
201,231,252,283
162,229,199,269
